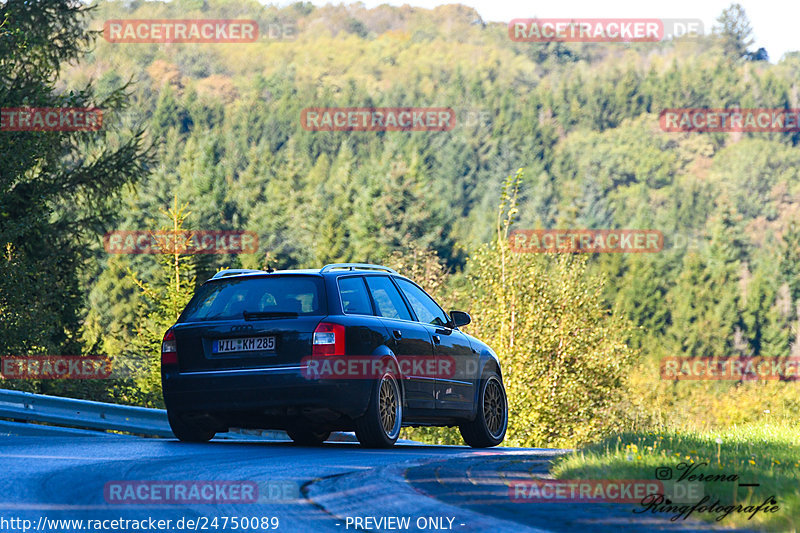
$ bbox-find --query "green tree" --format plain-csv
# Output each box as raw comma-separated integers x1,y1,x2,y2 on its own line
666,206,744,356
715,4,755,60
0,0,150,376
123,199,198,407
465,171,637,447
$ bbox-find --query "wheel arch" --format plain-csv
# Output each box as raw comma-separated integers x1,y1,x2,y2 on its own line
467,350,504,420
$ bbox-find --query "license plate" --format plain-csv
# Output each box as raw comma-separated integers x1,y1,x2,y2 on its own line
213,336,275,354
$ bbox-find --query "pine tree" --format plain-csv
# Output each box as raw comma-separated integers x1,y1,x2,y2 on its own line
714,4,755,60
0,0,151,366
666,205,744,356
124,198,198,407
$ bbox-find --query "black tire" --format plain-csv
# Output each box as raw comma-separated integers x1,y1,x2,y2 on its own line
168,412,216,443
459,372,507,448
355,371,402,448
286,427,331,446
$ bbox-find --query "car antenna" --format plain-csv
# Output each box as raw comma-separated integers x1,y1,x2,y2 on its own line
263,251,275,273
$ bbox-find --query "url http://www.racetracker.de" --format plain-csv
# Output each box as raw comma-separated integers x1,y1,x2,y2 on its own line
0,515,281,532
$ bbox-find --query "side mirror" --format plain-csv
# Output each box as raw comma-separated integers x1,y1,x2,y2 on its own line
450,310,471,327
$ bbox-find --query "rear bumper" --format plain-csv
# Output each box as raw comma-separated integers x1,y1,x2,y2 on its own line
161,364,373,426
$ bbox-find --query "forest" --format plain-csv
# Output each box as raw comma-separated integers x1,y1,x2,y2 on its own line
2,0,799,449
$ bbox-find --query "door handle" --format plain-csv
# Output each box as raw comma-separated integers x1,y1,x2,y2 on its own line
392,329,402,339
432,335,441,345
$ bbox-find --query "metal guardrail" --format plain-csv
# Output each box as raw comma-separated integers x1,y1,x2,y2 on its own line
0,388,173,437
0,388,358,442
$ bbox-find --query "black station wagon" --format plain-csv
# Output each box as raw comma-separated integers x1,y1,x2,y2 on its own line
161,263,508,448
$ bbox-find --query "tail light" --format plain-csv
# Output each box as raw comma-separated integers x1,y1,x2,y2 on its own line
312,322,345,356
161,329,177,366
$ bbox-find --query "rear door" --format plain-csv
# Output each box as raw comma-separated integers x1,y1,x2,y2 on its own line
172,274,326,372
393,277,476,411
363,275,435,410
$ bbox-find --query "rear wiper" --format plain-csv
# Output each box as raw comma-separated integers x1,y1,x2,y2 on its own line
243,311,299,320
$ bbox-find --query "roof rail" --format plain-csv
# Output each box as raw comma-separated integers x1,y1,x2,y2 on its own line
211,269,265,279
320,263,398,274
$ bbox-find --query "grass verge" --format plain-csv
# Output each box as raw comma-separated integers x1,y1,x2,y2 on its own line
550,421,799,532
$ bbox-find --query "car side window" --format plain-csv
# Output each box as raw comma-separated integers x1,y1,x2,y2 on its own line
338,276,373,315
364,276,412,321
395,278,449,327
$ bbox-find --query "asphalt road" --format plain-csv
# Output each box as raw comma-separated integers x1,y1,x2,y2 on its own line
0,428,748,533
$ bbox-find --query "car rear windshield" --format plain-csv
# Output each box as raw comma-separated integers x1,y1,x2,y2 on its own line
178,275,326,322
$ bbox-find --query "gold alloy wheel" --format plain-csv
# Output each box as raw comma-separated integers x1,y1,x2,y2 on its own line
483,376,506,438
378,374,401,439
